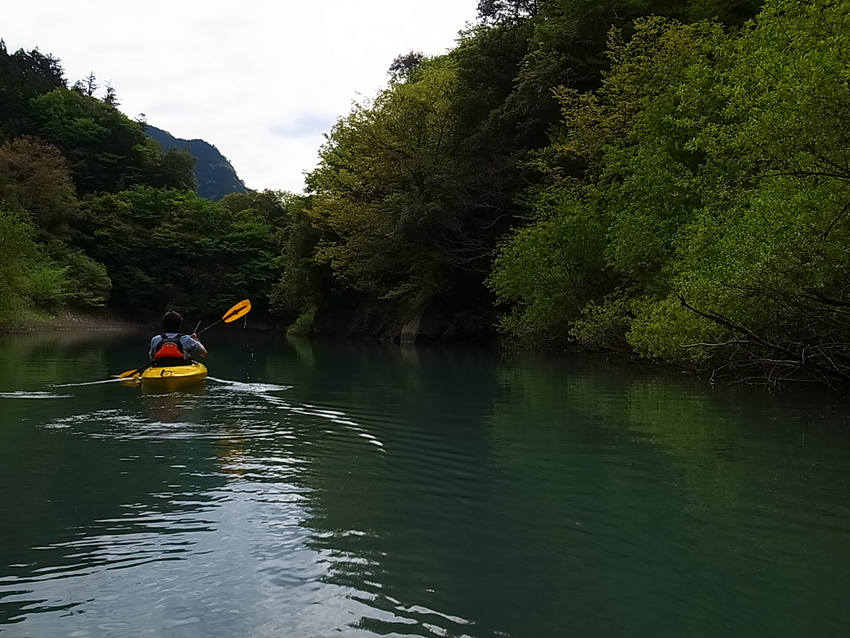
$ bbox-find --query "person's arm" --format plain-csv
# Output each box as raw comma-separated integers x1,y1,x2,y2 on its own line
149,336,159,360
189,333,208,357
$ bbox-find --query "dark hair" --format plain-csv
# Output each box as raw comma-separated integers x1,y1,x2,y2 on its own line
162,310,183,332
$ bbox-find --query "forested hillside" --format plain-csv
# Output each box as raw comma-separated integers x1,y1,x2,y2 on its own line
145,125,249,201
281,1,762,341
278,0,850,382
4,0,850,382
0,40,289,322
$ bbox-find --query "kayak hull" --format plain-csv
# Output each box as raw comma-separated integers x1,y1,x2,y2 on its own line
140,362,208,389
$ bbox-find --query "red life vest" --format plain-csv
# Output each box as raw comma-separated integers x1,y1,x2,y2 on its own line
153,333,186,360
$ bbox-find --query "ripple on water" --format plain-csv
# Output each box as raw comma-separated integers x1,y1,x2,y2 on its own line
11,372,531,636
207,377,293,393
0,391,72,399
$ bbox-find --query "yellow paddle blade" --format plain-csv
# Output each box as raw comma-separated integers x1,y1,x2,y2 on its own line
222,299,251,323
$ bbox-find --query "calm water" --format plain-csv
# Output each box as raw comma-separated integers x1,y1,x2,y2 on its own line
0,330,849,637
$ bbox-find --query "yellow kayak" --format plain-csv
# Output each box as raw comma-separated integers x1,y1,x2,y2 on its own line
140,362,208,390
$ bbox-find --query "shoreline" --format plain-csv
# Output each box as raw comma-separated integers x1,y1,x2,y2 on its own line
0,311,281,335
0,313,145,334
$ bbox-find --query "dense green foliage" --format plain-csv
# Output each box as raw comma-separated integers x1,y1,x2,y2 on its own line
7,0,850,382
489,0,850,380
82,187,280,315
0,41,283,323
0,135,111,316
30,89,196,194
284,0,795,354
278,0,850,380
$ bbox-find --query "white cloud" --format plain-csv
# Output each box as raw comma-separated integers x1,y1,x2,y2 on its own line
2,0,477,193
270,114,337,138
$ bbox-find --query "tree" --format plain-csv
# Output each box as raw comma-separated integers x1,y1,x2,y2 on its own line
71,72,98,97
220,189,293,227
30,89,195,194
488,189,611,342
490,17,724,348
84,187,279,315
0,136,80,239
627,0,850,380
266,193,334,329
307,61,466,300
104,83,119,106
477,0,539,24
0,208,96,315
0,42,66,139
388,51,425,82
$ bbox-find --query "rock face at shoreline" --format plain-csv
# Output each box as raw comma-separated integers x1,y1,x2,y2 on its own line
309,297,495,344
399,305,485,343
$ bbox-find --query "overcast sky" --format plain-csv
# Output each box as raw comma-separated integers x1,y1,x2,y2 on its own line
3,0,478,194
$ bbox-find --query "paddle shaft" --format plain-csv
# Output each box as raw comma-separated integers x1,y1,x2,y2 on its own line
196,319,222,336
197,299,251,335
118,360,155,378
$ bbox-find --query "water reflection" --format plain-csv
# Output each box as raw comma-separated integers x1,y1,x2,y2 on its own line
0,333,849,636
484,355,850,635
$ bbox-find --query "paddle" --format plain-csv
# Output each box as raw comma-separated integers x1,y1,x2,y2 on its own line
116,361,155,379
197,298,251,335
116,299,252,378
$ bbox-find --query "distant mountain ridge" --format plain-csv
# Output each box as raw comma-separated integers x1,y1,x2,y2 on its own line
145,125,249,201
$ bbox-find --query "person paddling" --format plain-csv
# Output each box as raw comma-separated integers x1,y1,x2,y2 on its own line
150,310,208,367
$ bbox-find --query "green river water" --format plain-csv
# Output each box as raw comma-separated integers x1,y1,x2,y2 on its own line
0,329,849,637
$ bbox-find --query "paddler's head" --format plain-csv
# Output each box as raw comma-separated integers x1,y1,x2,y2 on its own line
162,310,183,333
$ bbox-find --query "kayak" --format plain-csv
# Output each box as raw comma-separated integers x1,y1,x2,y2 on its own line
139,362,208,389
